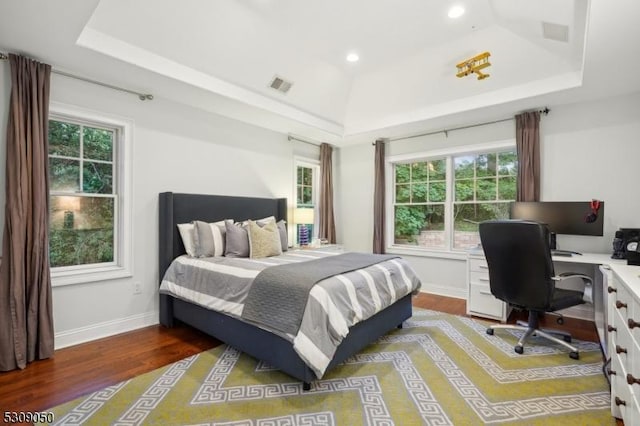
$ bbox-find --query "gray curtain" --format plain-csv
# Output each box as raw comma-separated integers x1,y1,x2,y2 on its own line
318,143,336,243
0,54,54,371
373,139,386,253
515,111,541,202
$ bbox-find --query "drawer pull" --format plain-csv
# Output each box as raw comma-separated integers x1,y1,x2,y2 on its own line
615,345,627,354
615,397,626,406
628,318,640,329
607,368,616,376
479,290,493,296
627,374,640,386
478,278,490,282
607,286,617,294
607,325,617,333
616,300,627,310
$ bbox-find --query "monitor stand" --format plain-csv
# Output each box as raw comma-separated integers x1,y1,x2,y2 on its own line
548,232,583,256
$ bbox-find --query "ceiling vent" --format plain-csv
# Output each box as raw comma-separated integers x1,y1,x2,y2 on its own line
542,22,569,43
269,75,293,94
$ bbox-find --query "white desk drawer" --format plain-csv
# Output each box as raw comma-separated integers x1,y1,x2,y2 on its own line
469,282,504,318
470,271,491,284
469,257,489,272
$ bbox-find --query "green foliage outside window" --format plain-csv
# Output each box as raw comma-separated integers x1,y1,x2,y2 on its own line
393,150,517,248
394,159,446,243
296,166,314,206
452,151,517,248
48,119,116,268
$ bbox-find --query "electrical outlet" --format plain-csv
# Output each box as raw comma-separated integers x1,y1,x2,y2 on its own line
133,281,142,295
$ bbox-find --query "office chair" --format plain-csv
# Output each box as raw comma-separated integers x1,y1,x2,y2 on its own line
478,220,593,359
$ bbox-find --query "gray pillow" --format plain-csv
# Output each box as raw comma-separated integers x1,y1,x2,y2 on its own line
225,221,250,258
193,220,228,257
276,220,288,251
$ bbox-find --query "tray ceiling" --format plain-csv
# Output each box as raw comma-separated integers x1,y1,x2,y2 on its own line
1,0,639,145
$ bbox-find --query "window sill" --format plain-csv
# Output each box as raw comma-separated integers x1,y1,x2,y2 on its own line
385,245,469,261
51,265,132,287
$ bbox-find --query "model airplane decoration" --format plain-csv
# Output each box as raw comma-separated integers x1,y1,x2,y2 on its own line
456,52,491,80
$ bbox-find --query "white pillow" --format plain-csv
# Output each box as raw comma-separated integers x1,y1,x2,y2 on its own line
177,223,196,257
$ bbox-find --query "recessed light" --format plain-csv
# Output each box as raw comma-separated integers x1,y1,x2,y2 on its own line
448,5,465,19
346,53,359,63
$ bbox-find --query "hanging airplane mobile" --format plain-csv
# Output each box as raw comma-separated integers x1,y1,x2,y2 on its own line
456,52,491,80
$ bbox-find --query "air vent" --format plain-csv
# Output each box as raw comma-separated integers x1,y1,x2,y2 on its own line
542,22,569,43
269,75,293,94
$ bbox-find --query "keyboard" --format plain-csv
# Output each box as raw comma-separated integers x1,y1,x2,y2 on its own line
551,249,582,257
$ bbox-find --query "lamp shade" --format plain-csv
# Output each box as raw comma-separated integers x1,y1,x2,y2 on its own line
294,208,314,225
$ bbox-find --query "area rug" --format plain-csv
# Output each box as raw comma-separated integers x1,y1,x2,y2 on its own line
41,310,614,425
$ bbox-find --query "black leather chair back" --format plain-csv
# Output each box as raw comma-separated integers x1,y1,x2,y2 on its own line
479,220,555,311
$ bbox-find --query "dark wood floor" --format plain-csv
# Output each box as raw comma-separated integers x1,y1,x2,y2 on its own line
0,293,609,422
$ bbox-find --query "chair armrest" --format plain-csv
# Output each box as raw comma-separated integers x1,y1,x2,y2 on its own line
552,273,594,303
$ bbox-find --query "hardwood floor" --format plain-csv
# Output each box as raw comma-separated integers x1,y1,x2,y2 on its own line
0,323,220,416
0,293,608,421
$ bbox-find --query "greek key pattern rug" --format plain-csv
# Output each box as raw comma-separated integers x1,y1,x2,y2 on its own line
42,310,614,425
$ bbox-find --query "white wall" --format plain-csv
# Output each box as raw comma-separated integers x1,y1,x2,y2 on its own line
2,52,639,345
338,91,640,299
0,62,299,347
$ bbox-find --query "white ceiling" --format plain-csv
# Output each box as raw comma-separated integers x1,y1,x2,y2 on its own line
1,0,639,146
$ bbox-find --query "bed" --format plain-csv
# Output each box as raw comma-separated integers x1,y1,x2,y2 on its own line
158,192,418,390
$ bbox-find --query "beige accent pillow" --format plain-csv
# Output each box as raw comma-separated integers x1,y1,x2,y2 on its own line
247,219,283,258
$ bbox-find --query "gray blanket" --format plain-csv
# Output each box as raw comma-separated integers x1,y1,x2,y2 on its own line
241,252,399,336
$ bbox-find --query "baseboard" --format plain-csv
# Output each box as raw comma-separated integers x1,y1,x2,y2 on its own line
416,286,594,322
55,311,159,350
418,284,466,300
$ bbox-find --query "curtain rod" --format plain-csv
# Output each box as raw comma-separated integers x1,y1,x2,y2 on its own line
0,52,154,101
373,107,550,145
288,134,335,148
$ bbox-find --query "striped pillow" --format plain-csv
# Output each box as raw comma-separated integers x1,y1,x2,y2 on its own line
193,220,231,257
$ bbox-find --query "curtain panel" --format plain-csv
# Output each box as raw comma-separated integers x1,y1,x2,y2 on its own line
0,54,54,371
373,139,386,254
515,111,541,202
318,143,336,243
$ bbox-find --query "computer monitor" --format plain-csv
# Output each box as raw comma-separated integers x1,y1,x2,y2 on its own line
509,201,604,237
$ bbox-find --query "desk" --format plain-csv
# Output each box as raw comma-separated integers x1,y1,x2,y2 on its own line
466,250,625,355
467,249,640,422
552,253,626,357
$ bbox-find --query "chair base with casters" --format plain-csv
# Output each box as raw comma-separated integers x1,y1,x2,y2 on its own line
487,310,580,359
485,274,593,360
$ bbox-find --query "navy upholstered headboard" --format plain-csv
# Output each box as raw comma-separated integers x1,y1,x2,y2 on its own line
158,192,288,282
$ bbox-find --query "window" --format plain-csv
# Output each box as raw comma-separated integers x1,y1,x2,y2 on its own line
389,142,517,252
452,151,517,249
48,103,132,285
394,159,447,248
294,159,319,245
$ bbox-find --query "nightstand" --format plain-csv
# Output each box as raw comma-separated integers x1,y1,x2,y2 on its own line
292,244,344,253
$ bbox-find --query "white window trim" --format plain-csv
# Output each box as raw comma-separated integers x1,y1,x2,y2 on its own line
385,139,515,259
49,102,134,286
293,156,320,244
